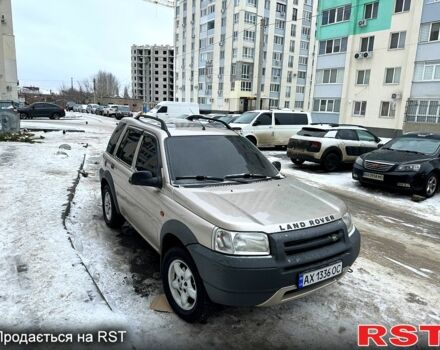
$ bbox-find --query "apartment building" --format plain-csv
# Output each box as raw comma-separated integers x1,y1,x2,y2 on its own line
131,44,174,105
405,0,440,133
311,0,425,137
0,0,18,101
174,0,317,113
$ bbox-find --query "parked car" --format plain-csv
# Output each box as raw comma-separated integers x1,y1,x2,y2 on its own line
86,104,99,114
100,115,360,322
104,104,119,117
95,105,106,115
72,104,81,112
147,102,200,119
0,100,18,111
229,109,311,147
353,133,440,197
80,104,88,113
17,102,65,120
287,124,382,172
114,105,131,120
65,101,76,111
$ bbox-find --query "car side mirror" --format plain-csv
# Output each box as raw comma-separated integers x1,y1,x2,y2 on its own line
253,120,261,126
377,143,384,148
129,171,162,188
272,161,281,171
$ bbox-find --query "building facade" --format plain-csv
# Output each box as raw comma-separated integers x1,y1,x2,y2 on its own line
131,44,174,105
404,0,440,134
0,0,18,101
312,0,429,137
174,0,317,113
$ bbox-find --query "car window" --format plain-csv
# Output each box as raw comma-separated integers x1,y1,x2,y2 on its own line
298,128,327,137
337,129,358,141
135,134,159,176
255,113,272,126
233,111,259,124
357,130,377,142
107,123,126,154
275,113,308,125
158,106,168,113
115,128,142,166
34,103,45,109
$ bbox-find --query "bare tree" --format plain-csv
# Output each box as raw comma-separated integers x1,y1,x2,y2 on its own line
123,85,130,99
94,71,120,98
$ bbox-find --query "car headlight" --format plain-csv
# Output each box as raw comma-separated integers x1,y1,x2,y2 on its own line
396,164,421,172
213,228,270,256
342,212,355,236
355,157,363,166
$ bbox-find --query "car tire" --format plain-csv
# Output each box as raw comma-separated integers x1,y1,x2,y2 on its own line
420,173,438,198
162,247,212,323
246,136,257,146
291,158,305,165
19,113,27,119
52,113,61,120
321,153,340,172
101,184,123,228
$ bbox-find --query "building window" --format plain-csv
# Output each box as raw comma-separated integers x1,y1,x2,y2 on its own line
241,81,252,91
247,0,257,7
275,19,285,29
292,8,297,21
291,24,296,36
360,36,375,52
243,30,256,41
241,64,251,79
317,69,342,84
385,67,401,84
356,69,370,85
285,86,291,98
353,101,367,117
319,37,348,54
296,86,305,94
270,84,280,92
284,101,290,109
322,4,351,25
380,101,396,118
242,47,255,59
364,2,379,19
276,3,286,14
298,71,306,79
295,101,304,109
430,22,440,41
390,31,406,49
395,0,411,13
244,11,257,24
299,56,308,65
274,36,284,45
269,99,279,108
313,99,341,113
406,100,440,123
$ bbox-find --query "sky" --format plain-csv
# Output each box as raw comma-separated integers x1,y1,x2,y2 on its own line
11,0,174,93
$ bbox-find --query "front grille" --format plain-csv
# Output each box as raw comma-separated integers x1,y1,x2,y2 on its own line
364,160,394,172
283,230,343,256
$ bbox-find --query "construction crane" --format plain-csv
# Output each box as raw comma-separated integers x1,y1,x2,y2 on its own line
142,0,176,8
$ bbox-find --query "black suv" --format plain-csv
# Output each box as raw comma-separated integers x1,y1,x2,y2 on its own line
353,133,440,197
18,102,65,120
114,105,131,120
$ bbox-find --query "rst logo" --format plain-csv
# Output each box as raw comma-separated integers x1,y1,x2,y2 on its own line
358,324,440,347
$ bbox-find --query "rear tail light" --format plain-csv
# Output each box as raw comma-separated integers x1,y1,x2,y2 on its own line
307,141,321,152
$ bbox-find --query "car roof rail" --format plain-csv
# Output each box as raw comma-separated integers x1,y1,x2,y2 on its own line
186,115,233,130
134,114,171,136
310,123,340,127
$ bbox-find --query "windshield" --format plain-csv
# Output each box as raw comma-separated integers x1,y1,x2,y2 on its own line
166,135,278,184
385,137,440,155
298,128,328,138
119,106,129,111
232,112,259,124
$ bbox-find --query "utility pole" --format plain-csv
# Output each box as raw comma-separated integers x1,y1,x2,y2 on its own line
93,78,96,103
70,77,73,91
256,17,265,110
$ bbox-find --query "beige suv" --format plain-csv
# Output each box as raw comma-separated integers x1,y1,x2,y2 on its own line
100,115,360,322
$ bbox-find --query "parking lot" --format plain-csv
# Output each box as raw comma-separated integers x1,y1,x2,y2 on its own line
0,113,439,349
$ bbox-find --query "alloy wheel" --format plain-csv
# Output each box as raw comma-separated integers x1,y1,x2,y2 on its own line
168,259,197,311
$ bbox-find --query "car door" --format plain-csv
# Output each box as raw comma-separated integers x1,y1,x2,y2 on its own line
126,133,163,249
251,112,273,146
112,127,143,222
336,129,360,161
32,103,45,118
273,112,309,146
356,129,380,155
156,106,169,119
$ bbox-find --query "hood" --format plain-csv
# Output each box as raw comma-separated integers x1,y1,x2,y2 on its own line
172,178,346,233
363,148,434,164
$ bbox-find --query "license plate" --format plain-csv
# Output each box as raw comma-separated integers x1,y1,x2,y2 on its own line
363,172,384,181
298,261,343,289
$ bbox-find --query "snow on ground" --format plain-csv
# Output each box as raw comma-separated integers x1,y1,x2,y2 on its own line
0,113,439,349
264,150,440,223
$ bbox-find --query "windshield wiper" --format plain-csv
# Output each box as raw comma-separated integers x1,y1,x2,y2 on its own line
401,150,424,155
175,175,224,182
224,173,275,180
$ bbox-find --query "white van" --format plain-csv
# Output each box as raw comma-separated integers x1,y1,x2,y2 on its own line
148,102,200,119
229,109,311,147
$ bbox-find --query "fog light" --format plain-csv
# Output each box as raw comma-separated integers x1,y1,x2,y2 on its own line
397,183,411,188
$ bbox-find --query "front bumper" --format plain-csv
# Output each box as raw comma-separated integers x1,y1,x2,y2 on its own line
188,221,360,307
352,164,426,192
